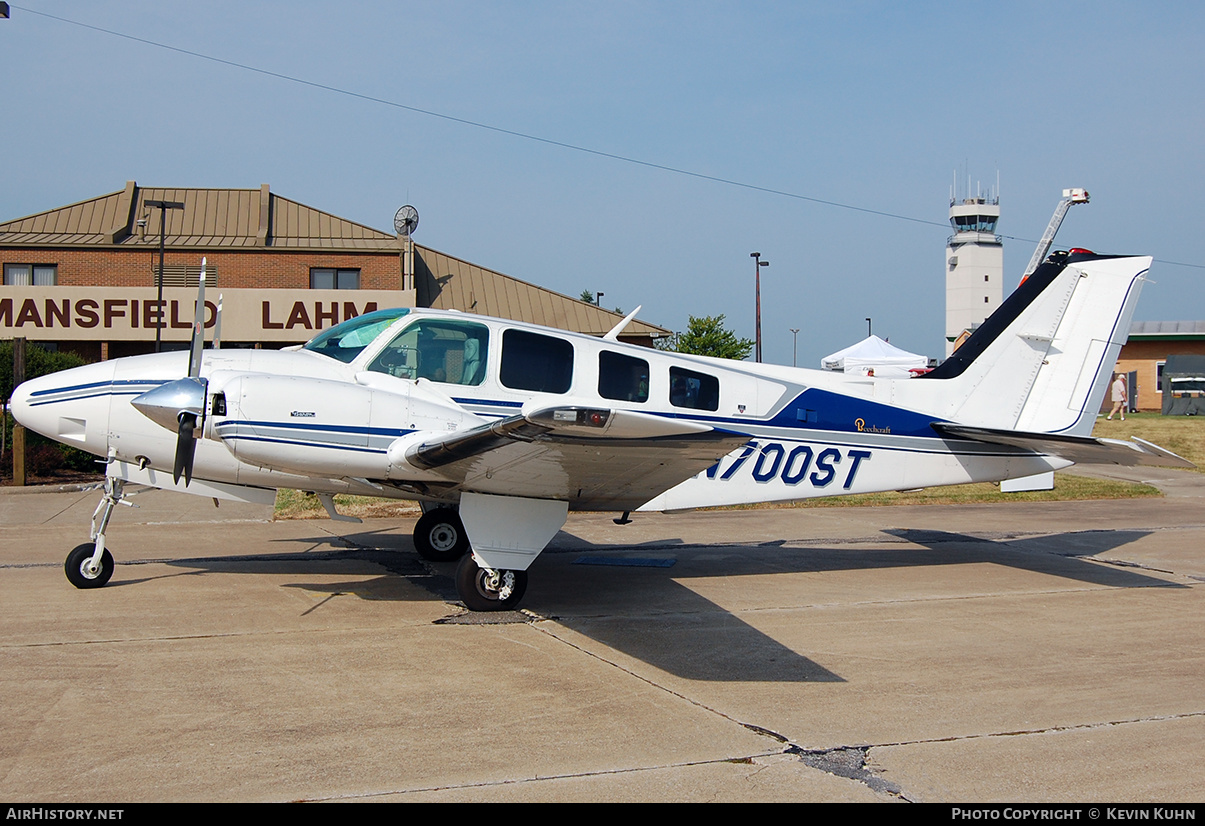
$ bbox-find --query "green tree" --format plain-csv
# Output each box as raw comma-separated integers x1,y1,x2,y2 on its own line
656,315,754,360
2,342,94,477
579,289,595,304
1,341,87,403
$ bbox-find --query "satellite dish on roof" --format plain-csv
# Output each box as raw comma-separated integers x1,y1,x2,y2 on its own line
394,205,419,237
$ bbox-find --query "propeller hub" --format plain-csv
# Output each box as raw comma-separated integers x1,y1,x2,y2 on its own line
132,377,208,433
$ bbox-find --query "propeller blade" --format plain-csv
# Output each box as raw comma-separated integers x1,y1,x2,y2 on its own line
173,412,198,485
187,258,208,378
213,293,223,350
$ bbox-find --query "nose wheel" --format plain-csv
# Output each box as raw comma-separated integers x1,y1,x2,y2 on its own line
455,554,528,611
65,543,114,589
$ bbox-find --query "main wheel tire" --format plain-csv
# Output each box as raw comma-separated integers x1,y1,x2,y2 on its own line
455,554,528,612
65,543,114,589
413,509,470,562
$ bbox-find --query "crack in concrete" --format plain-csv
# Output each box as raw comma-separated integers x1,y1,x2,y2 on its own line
521,620,915,799
781,710,1205,802
526,612,1205,803
873,709,1205,747
1079,556,1176,574
789,745,906,799
297,753,790,802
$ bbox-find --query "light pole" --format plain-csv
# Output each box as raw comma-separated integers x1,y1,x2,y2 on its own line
865,317,872,338
596,291,604,307
751,252,769,362
790,328,800,367
146,199,185,353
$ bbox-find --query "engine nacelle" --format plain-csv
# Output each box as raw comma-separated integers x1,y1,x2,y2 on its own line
213,374,478,479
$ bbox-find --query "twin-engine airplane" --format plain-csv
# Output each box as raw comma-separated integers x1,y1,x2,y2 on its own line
10,250,1192,610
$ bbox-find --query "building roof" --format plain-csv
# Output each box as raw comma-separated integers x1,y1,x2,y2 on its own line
0,181,398,251
1,180,671,341
415,246,669,339
1129,321,1205,339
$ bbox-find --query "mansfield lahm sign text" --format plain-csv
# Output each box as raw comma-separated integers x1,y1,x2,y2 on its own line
0,287,415,344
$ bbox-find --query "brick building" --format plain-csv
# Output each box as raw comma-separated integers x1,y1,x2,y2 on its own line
1112,321,1205,412
1,181,666,361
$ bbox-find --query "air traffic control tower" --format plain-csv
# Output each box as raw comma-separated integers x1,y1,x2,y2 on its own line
945,188,1003,356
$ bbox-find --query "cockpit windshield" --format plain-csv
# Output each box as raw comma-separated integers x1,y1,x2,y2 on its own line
303,308,410,363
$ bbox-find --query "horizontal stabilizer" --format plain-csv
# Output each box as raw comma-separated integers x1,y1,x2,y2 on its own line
934,424,1195,469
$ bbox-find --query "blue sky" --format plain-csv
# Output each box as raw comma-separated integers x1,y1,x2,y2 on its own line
3,1,1202,365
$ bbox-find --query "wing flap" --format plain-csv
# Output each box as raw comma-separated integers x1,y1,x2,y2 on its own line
934,423,1195,469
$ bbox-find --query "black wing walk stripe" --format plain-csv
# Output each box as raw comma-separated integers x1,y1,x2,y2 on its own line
406,414,550,470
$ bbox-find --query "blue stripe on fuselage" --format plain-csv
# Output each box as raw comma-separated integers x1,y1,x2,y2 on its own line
762,388,942,436
639,388,943,437
28,379,167,407
217,419,413,438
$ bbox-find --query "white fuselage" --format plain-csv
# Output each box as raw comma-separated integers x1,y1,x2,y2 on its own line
11,305,1071,512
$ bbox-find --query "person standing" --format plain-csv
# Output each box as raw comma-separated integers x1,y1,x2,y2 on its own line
1108,371,1128,420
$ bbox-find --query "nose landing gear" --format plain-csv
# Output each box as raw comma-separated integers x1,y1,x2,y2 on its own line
64,477,132,590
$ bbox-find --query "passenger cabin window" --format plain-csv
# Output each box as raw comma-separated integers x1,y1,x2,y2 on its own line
598,351,649,403
369,319,490,385
303,308,410,363
500,329,573,393
669,366,719,411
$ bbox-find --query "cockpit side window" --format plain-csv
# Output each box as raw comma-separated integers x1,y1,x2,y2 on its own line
598,351,649,403
669,366,720,411
500,329,573,393
368,319,490,385
303,308,410,363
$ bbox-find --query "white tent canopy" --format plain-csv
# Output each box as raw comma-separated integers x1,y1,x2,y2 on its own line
820,335,927,378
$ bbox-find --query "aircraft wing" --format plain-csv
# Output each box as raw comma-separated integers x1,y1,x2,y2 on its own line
933,423,1195,469
399,404,750,510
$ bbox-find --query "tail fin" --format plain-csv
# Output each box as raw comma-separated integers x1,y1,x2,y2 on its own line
911,252,1149,436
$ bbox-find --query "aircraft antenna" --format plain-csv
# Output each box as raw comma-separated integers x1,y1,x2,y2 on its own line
604,305,642,341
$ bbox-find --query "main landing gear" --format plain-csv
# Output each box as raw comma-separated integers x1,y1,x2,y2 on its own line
412,508,525,610
418,493,565,612
65,477,131,589
412,507,470,562
455,553,528,612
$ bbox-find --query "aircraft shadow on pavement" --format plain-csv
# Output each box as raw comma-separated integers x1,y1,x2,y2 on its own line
882,527,1177,588
526,524,1176,682
549,525,1175,589
154,523,1175,684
